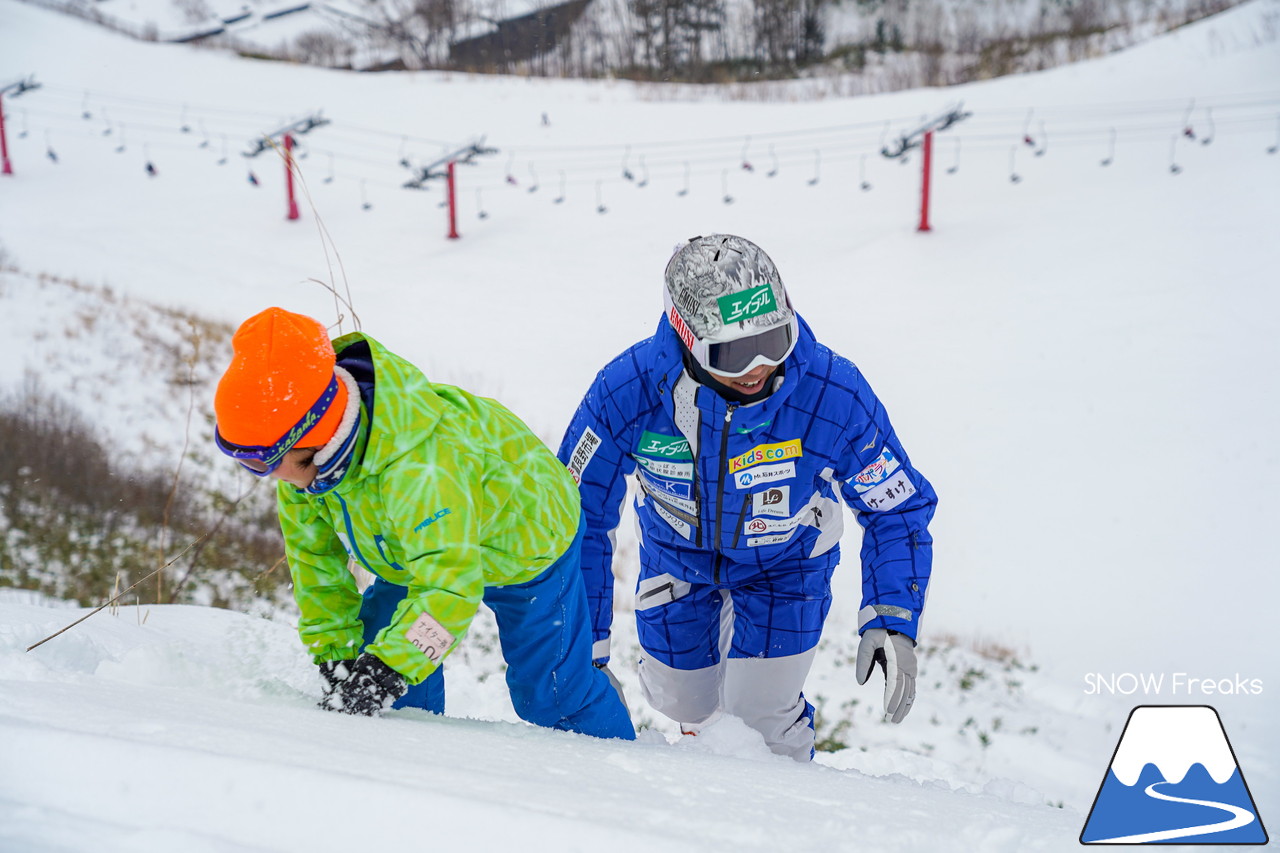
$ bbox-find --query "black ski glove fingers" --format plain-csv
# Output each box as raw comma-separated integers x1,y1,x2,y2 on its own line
318,659,357,693
321,653,407,716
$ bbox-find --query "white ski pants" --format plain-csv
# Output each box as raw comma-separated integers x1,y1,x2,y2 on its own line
638,646,818,761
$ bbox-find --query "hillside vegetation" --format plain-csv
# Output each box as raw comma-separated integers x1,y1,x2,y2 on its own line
0,264,289,613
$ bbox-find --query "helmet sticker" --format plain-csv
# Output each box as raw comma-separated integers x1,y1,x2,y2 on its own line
664,235,792,341
717,283,777,325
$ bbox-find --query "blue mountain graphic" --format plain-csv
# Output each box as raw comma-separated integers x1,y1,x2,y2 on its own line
1081,762,1268,844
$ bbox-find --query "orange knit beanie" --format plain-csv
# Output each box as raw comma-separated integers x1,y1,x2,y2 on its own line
214,307,349,450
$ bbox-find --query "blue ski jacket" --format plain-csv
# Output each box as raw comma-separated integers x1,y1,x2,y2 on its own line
557,314,937,662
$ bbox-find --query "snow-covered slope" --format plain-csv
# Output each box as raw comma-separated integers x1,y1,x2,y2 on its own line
0,0,1277,849
0,593,1088,853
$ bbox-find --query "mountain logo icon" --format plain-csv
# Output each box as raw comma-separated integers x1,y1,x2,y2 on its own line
1080,705,1268,845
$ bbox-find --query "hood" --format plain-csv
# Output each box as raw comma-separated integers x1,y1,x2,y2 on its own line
332,332,445,482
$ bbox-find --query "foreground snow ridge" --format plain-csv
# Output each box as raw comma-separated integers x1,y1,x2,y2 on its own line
0,596,1082,852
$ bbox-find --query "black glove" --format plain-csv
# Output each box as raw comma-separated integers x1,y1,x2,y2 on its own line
319,653,408,716
318,659,357,696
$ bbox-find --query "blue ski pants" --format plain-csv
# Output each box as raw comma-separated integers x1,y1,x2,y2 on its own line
360,518,635,740
632,548,837,760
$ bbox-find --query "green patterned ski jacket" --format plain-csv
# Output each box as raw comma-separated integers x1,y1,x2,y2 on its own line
277,332,581,685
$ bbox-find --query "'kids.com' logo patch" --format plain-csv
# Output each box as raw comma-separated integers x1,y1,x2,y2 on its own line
1080,705,1268,845
729,439,801,474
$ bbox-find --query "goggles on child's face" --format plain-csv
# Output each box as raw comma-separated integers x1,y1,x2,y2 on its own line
214,375,340,476
665,295,797,378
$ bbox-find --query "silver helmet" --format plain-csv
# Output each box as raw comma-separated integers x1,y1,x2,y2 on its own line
664,234,793,344
663,235,798,378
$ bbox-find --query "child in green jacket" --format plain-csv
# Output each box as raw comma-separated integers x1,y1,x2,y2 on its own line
214,306,634,739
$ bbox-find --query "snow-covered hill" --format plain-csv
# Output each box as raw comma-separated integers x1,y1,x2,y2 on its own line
0,591,1094,852
1,0,1277,849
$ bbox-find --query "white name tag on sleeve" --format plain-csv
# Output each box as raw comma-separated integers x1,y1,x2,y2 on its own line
405,612,455,664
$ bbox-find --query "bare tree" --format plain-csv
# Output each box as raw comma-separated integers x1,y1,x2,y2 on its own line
630,0,725,78
753,0,825,70
294,30,355,67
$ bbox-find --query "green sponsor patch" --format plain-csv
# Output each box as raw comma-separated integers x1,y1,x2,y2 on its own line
637,431,692,460
717,283,777,324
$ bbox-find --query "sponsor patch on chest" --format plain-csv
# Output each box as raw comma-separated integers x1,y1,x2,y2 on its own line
635,455,693,481
636,431,692,460
651,499,694,540
639,469,693,501
733,461,795,489
746,532,796,547
729,439,802,474
751,485,790,517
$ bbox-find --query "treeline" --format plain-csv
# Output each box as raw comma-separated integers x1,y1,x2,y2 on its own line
276,0,1244,87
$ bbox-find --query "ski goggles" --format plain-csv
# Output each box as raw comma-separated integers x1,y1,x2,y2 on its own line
666,298,797,378
214,374,340,476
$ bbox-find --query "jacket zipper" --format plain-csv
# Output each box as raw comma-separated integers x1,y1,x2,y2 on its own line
730,499,750,551
712,403,737,584
334,493,376,575
637,582,673,607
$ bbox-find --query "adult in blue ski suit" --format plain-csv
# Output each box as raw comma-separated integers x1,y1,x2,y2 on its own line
557,235,937,760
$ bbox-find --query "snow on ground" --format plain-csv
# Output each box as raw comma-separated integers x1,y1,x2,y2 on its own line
0,592,1086,853
0,0,1278,849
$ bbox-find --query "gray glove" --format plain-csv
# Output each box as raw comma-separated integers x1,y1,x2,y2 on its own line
594,661,629,710
855,628,917,724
